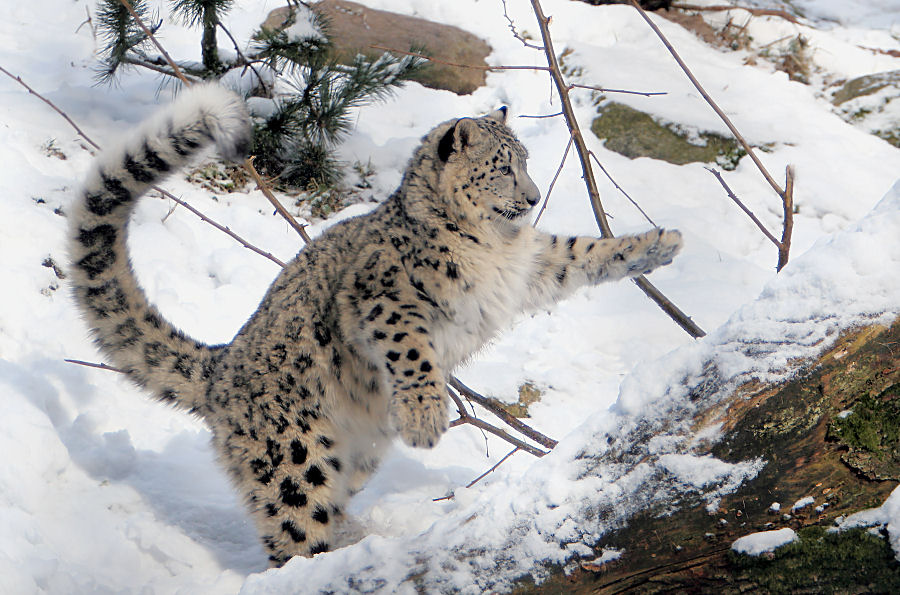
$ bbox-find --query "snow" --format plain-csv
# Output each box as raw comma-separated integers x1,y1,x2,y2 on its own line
792,496,816,511
731,527,798,556
1,0,899,592
835,485,900,561
282,4,327,44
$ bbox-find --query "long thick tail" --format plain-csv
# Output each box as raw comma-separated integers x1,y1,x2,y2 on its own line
68,84,251,414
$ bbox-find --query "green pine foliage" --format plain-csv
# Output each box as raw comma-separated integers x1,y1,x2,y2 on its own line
93,0,423,191
95,0,159,83
170,0,233,73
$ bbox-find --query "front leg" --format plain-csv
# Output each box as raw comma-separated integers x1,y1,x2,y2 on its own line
528,228,682,307
359,298,448,448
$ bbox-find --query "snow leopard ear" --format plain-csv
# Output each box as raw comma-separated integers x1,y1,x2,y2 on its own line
437,118,483,162
486,106,508,124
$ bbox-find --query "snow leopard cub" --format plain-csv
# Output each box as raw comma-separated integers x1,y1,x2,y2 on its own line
69,84,682,564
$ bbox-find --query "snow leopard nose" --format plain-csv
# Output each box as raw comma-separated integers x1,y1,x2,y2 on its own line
524,178,541,206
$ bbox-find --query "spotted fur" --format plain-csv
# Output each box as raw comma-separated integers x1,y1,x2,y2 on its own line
68,85,682,565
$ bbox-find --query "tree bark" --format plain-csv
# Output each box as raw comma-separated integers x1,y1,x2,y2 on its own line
201,19,221,74
514,319,900,593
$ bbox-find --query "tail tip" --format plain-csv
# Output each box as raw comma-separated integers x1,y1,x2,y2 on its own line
179,83,252,163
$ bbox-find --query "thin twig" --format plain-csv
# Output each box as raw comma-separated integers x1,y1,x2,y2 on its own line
519,111,564,119
65,359,126,374
1,62,288,268
450,376,558,450
534,134,573,226
432,447,521,501
502,0,544,50
589,152,656,228
0,64,100,151
628,0,795,271
118,0,311,246
245,157,313,243
448,386,550,458
153,186,289,267
569,83,666,97
529,0,706,339
118,0,192,85
671,3,802,25
466,447,519,488
449,412,549,458
628,0,785,199
119,55,204,83
529,0,611,237
705,167,780,248
76,5,97,41
369,45,549,72
218,22,273,97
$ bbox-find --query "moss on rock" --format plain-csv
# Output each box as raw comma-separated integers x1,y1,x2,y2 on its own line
729,526,900,594
511,320,900,593
590,102,745,169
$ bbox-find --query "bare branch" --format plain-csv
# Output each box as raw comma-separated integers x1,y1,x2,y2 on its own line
0,64,100,151
118,0,192,85
65,359,126,374
448,408,549,458
705,165,795,272
705,167,780,248
217,22,273,97
778,165,795,272
447,383,551,458
589,151,656,228
152,186,289,268
671,3,802,25
569,83,666,97
529,0,611,237
466,447,519,487
518,111,564,119
627,0,786,200
529,0,706,339
368,45,549,72
119,55,205,83
533,134,573,227
245,157,313,244
433,447,521,501
449,376,558,450
502,0,544,50
76,4,97,41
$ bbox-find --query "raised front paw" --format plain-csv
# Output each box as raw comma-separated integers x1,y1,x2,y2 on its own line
646,228,683,267
626,228,683,275
389,386,449,449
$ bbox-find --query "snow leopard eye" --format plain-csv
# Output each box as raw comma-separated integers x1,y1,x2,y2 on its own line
498,165,512,175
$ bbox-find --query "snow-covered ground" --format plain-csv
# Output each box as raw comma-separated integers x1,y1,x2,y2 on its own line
1,0,898,592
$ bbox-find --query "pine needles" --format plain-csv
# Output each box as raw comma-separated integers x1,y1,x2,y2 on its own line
93,0,423,190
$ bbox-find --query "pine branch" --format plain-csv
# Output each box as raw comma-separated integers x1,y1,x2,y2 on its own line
118,0,191,85
95,0,160,83
217,22,273,96
171,0,234,73
118,55,205,82
0,63,287,269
